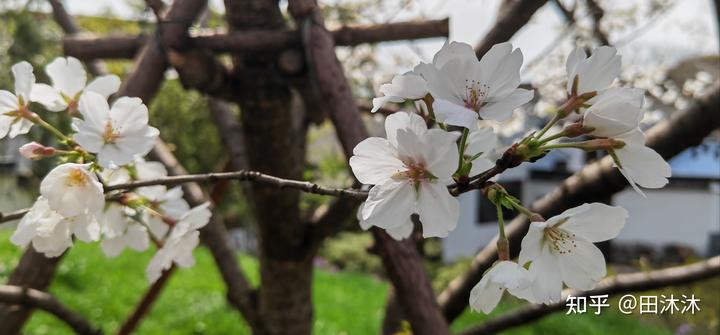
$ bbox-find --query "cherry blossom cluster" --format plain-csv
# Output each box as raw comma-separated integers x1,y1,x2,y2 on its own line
352,42,671,312
1,57,211,283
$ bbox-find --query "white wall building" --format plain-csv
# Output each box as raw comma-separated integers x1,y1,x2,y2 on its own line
442,141,720,262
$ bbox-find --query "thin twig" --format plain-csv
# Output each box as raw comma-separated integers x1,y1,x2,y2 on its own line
104,170,368,198
0,285,101,335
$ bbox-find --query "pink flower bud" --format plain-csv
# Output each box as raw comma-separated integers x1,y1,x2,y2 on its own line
19,142,56,160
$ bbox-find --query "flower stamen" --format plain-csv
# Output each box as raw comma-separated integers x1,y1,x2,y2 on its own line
544,226,577,255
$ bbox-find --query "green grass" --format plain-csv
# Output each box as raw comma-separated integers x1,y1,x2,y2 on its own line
1,229,714,334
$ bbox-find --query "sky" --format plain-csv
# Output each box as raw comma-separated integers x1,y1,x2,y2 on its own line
21,0,720,84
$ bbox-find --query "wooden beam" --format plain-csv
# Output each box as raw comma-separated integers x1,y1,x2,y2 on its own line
63,19,449,60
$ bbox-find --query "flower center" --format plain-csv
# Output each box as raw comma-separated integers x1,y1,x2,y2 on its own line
464,79,489,112
392,161,431,187
103,122,119,144
66,168,90,187
544,226,576,255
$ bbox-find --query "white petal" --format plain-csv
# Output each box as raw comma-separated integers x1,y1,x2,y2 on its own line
574,46,621,95
349,137,404,185
432,41,476,68
417,181,459,238
361,180,415,229
614,131,671,190
565,47,587,93
371,96,403,113
527,245,563,304
386,219,414,240
477,43,513,85
433,99,479,129
480,88,533,122
422,129,461,179
101,237,126,257
558,237,607,290
46,57,87,97
379,72,428,99
11,61,35,100
125,224,150,252
469,276,504,314
384,111,428,147
85,75,121,98
9,118,33,138
560,203,629,242
77,91,111,130
0,90,18,113
584,88,644,138
466,127,497,157
518,221,547,265
30,83,67,111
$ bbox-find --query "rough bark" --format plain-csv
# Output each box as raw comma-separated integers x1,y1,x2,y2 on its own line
459,256,720,335
223,1,312,334
63,19,449,60
0,285,100,335
475,0,548,57
0,249,64,334
438,84,720,323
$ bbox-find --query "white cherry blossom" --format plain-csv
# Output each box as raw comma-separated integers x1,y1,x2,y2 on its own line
357,202,414,240
146,203,212,283
415,41,533,128
0,61,36,139
371,72,428,113
350,112,461,238
469,261,532,313
518,203,628,304
100,204,150,257
582,88,671,195
583,88,644,138
11,197,101,257
40,163,104,218
31,57,120,112
73,92,159,168
565,46,621,96
613,130,671,196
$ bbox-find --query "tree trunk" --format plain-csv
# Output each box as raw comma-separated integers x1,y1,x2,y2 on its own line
0,248,63,334
223,1,314,334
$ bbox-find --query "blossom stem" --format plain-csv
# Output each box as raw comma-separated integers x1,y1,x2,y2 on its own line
536,131,566,145
534,113,561,140
538,142,585,151
457,128,469,174
507,198,544,222
28,114,71,143
495,204,510,260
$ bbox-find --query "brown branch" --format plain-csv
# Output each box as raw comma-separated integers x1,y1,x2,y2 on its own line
585,0,610,45
459,256,720,335
104,170,367,198
475,0,548,58
62,19,449,60
438,83,720,322
288,1,450,334
0,285,100,335
117,267,175,335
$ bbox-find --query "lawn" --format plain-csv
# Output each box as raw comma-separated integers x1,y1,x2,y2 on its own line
0,229,710,334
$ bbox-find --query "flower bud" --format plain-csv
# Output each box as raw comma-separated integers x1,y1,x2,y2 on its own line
579,138,625,151
562,122,594,138
19,142,56,160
